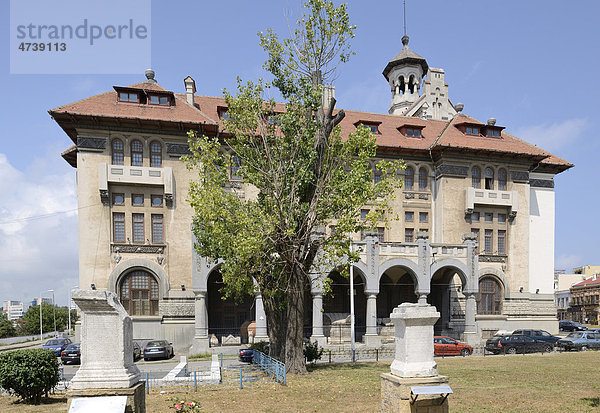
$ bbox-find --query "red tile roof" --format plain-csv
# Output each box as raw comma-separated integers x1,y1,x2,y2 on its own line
572,276,600,288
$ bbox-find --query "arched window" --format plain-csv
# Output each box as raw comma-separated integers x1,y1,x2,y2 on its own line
418,167,428,190
472,167,481,189
131,140,143,166
404,167,414,190
112,139,124,165
485,167,494,190
498,168,507,191
150,141,162,168
477,277,502,315
119,270,159,316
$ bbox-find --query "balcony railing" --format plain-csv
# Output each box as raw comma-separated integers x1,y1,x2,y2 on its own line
98,163,174,205
465,187,517,218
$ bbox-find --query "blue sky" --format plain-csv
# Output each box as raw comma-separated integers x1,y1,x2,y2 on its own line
1,0,598,307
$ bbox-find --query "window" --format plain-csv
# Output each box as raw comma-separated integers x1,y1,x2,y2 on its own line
498,169,507,191
485,167,494,190
471,212,480,222
484,229,493,253
472,167,481,189
374,165,382,183
150,141,162,168
131,140,143,166
484,213,493,222
419,212,428,223
498,213,506,223
405,211,414,222
487,128,501,138
119,270,159,316
132,213,144,243
477,277,502,315
112,193,124,205
113,213,125,242
498,230,506,254
471,229,480,254
361,209,369,219
359,123,379,134
418,167,428,190
404,167,414,190
405,228,414,243
377,227,385,243
152,214,163,243
112,139,124,165
231,155,241,180
406,128,421,137
151,195,163,207
132,194,144,206
466,126,480,136
119,92,139,103
149,95,169,106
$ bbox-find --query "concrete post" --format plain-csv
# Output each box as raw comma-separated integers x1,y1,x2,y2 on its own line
311,293,324,336
255,293,268,340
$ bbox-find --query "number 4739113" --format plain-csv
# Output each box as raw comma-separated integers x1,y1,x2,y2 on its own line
18,42,67,52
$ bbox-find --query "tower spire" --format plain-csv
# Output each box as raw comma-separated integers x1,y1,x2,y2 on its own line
403,0,407,37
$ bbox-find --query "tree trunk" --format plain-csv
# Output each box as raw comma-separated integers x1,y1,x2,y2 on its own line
262,293,287,362
285,267,307,374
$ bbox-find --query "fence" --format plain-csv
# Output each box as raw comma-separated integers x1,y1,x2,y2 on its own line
319,347,395,364
253,350,286,385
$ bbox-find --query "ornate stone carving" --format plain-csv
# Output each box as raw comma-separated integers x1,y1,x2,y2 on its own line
165,193,173,207
508,211,517,221
404,193,414,199
434,164,468,178
510,171,529,183
479,254,507,263
159,301,195,317
529,178,554,188
418,193,429,200
77,137,107,150
112,245,165,254
464,208,473,218
99,189,109,205
166,143,191,156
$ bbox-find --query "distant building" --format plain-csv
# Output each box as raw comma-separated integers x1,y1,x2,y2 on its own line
2,301,24,321
555,273,587,320
569,275,600,324
28,297,53,309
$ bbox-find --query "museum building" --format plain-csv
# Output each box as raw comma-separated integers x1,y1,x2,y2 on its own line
51,36,572,353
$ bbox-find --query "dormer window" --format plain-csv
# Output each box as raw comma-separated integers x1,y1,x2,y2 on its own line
149,95,169,106
355,121,381,134
406,128,421,138
466,126,480,136
218,107,233,120
486,128,501,138
119,92,139,103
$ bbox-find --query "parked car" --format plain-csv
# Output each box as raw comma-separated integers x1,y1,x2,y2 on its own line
557,331,600,351
433,336,472,356
143,340,174,361
239,348,254,363
42,338,72,356
60,343,81,365
133,341,142,361
512,329,560,345
559,320,587,332
497,335,553,354
485,331,513,354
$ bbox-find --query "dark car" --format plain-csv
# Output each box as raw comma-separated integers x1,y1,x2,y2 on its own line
61,343,81,365
485,332,513,354
239,348,254,363
559,320,587,332
133,341,142,361
42,338,72,356
512,329,560,345
498,335,553,354
557,331,600,351
434,336,472,356
143,340,174,361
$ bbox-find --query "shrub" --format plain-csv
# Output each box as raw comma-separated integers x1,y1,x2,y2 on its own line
250,341,269,354
304,341,323,363
0,349,59,404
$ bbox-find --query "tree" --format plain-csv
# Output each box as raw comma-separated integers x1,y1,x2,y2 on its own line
0,313,16,338
186,0,402,374
23,304,68,335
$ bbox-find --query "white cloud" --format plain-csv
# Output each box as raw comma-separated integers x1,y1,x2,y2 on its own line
555,253,584,273
514,118,588,153
0,153,78,307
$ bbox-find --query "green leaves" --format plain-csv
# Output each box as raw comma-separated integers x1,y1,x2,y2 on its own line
0,349,59,404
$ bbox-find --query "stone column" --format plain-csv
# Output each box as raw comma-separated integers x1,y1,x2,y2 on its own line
190,291,210,353
416,232,431,303
364,293,381,347
463,292,478,346
255,293,268,341
310,292,327,346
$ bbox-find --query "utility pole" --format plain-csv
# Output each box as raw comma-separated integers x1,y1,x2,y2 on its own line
350,244,356,362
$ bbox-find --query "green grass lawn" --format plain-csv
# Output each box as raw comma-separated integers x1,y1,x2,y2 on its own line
1,352,599,412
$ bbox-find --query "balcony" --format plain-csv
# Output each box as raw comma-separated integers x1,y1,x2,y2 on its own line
98,163,174,205
465,187,517,217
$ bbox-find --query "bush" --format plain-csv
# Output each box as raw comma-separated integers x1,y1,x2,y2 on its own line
0,349,59,404
304,341,323,363
250,341,270,354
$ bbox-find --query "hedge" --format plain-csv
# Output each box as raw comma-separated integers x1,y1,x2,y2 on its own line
0,349,59,404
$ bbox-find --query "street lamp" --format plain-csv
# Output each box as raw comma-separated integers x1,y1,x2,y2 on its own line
68,286,79,334
48,289,56,338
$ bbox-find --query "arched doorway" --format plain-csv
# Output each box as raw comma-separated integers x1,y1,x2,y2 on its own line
323,269,367,341
378,268,417,321
429,267,466,337
207,270,255,344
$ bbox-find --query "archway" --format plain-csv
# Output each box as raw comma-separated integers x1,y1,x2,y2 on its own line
377,267,417,321
323,269,367,341
429,266,466,337
207,269,255,344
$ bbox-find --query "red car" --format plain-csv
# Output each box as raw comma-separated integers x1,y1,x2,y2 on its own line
434,336,472,356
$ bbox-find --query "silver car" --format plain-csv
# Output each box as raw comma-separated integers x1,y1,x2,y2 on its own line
143,340,174,361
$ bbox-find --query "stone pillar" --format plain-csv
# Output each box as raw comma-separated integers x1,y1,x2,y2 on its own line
255,293,268,341
310,292,327,346
68,290,145,413
463,292,478,346
416,232,431,303
363,293,381,347
190,291,209,353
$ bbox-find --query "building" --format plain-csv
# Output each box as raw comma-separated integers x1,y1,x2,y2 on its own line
2,301,24,321
555,270,587,320
50,36,572,352
568,274,600,324
28,297,53,309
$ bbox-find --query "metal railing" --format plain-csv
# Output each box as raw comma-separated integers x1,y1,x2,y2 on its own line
253,350,286,386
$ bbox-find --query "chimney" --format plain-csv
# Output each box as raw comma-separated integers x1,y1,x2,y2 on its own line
184,76,196,106
455,102,464,113
487,118,497,126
